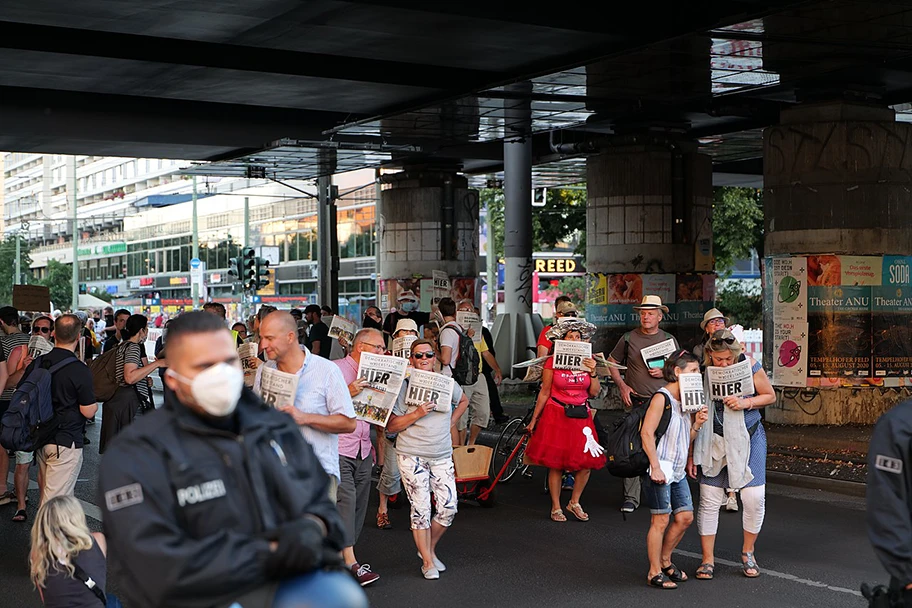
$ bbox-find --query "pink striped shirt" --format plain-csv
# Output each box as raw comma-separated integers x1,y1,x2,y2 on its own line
334,356,372,460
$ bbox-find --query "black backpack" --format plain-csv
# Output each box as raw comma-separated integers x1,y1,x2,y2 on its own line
605,391,673,478
0,356,79,452
442,323,480,386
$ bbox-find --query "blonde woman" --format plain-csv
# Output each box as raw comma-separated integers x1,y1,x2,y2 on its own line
691,329,776,580
30,495,115,607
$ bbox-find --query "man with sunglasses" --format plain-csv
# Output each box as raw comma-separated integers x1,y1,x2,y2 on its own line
0,306,34,517
607,295,680,513
332,328,386,587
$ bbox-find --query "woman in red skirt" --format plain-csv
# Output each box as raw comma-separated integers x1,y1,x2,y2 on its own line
525,320,606,522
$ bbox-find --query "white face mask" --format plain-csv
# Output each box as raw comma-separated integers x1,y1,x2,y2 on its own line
168,363,243,417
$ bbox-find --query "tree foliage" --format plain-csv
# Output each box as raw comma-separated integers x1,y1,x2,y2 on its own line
0,236,33,305
716,280,763,329
712,187,764,276
481,187,587,261
41,259,73,311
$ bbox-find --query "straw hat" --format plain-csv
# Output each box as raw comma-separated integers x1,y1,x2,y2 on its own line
700,308,729,331
632,295,669,313
545,319,597,341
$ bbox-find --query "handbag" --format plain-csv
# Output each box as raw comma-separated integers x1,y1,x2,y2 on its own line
552,397,589,419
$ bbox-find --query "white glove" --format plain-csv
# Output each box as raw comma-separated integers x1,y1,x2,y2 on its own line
582,427,604,457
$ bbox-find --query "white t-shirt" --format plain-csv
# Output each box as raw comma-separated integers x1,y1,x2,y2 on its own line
392,377,464,460
438,321,461,378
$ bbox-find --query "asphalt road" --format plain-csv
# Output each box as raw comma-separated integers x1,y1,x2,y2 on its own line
0,399,882,608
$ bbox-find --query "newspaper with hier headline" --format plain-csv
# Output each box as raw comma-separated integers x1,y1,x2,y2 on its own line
354,353,408,427
28,335,53,359
678,372,707,412
392,335,418,359
238,342,259,387
456,311,483,344
707,359,755,399
328,315,356,345
432,270,450,310
639,338,677,369
404,369,454,412
552,340,592,371
259,366,299,410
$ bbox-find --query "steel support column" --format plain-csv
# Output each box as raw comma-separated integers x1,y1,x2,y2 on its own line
317,149,339,309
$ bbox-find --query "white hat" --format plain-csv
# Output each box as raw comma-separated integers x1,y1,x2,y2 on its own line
700,308,729,331
397,290,418,302
632,295,669,313
394,318,419,335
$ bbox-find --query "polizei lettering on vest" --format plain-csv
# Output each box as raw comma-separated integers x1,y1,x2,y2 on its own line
177,479,227,507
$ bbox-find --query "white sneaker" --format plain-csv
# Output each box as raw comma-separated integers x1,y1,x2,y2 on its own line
417,551,446,571
422,565,440,580
725,494,739,512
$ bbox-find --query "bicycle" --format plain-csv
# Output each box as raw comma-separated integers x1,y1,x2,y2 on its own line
490,405,534,483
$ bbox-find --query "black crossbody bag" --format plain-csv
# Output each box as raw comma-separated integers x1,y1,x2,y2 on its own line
551,396,589,419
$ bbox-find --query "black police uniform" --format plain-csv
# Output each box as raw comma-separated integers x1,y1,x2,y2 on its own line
98,387,346,608
867,399,912,604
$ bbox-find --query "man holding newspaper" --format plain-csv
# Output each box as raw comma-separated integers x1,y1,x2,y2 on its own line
254,311,356,502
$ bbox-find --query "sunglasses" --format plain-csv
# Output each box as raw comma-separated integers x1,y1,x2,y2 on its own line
710,336,736,346
562,311,578,317
412,352,436,360
33,326,51,334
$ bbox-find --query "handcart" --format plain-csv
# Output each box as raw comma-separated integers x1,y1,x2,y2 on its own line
452,431,531,507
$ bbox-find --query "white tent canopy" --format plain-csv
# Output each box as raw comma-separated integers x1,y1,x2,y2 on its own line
77,293,111,310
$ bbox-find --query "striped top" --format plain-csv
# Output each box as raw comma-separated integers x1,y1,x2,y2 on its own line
0,333,30,401
654,387,691,483
116,341,151,402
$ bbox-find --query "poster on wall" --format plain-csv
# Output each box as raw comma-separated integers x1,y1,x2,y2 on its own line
807,285,872,378
873,256,912,378
772,257,807,322
772,321,809,387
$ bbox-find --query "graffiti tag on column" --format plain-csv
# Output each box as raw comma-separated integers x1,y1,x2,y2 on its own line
516,257,533,308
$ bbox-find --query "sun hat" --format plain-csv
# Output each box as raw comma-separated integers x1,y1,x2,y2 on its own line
545,318,597,341
394,318,419,335
632,295,669,313
700,308,729,331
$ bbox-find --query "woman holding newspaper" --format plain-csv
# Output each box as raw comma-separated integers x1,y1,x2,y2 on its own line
690,329,776,580
386,340,468,581
524,320,605,523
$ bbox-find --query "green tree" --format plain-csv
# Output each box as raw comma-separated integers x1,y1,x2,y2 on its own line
41,259,73,311
481,186,587,260
88,287,113,303
712,187,764,276
716,280,763,329
0,235,33,305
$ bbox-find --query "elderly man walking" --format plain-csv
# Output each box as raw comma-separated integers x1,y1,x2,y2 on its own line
333,328,386,586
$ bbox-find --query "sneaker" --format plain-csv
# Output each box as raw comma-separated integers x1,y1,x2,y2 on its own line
417,552,446,572
725,494,739,512
376,512,392,530
620,500,637,513
493,414,510,424
0,491,13,506
351,563,380,587
421,565,440,580
561,473,575,491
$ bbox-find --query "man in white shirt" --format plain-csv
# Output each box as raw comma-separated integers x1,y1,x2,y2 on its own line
254,311,356,500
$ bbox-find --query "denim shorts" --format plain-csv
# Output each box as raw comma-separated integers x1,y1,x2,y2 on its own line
641,476,694,515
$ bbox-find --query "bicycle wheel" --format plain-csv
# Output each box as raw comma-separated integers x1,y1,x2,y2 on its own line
491,418,525,483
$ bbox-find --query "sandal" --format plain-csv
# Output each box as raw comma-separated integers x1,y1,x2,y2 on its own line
550,508,567,522
566,502,589,522
376,512,392,530
695,563,714,580
742,552,761,578
662,563,688,582
647,572,678,589
12,509,26,522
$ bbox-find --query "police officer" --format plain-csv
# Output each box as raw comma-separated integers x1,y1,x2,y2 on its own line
867,400,912,606
98,311,367,608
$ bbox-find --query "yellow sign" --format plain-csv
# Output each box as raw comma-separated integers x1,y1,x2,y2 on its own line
588,274,609,305
534,258,580,274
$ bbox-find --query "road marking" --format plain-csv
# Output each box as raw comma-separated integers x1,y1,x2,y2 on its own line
673,549,862,597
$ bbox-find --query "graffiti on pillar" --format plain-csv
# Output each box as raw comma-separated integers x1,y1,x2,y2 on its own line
459,191,480,260
516,257,534,308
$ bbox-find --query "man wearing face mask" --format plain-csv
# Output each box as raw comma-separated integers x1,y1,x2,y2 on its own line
98,312,364,608
382,290,429,340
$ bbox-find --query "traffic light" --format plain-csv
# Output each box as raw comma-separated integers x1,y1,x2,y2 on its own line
254,256,270,291
241,247,257,291
227,256,241,283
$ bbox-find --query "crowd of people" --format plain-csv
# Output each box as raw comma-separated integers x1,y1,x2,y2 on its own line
0,288,783,605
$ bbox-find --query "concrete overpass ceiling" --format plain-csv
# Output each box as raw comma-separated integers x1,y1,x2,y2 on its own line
13,0,912,185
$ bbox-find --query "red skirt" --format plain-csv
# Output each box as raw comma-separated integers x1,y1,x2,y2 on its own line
524,399,606,471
